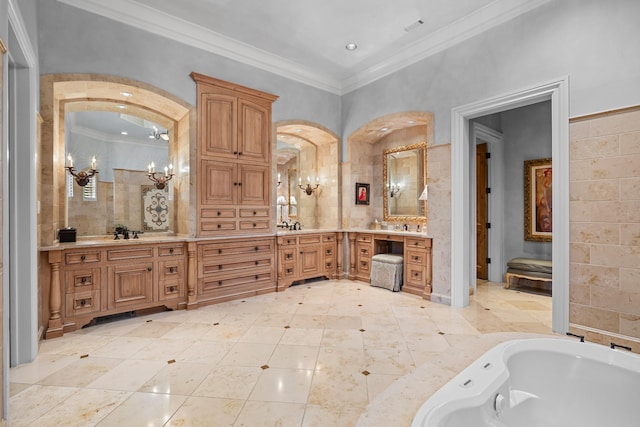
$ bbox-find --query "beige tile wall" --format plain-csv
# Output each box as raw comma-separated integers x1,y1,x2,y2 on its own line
569,106,640,348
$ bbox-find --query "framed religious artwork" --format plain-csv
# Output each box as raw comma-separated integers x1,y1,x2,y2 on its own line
524,158,552,242
355,182,370,205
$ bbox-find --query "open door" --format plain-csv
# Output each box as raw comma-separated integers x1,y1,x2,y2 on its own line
476,143,488,280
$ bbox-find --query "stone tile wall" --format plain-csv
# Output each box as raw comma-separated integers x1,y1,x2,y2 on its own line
569,106,640,347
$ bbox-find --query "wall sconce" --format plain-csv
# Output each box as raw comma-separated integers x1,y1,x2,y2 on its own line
277,173,281,187
149,126,169,141
66,154,98,187
389,183,401,198
147,162,174,190
298,176,320,196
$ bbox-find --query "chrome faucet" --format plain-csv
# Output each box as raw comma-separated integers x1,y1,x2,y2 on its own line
290,221,301,231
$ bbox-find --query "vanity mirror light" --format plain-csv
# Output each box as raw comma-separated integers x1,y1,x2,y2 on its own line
383,142,427,222
65,109,174,236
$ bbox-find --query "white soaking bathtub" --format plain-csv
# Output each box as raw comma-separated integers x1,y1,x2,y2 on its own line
411,338,640,427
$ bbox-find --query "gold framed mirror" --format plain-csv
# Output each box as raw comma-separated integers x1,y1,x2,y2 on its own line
383,142,427,222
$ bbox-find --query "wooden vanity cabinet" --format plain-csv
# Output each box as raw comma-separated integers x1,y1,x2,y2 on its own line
349,232,433,299
276,232,338,290
45,242,188,338
192,72,278,237
196,237,276,306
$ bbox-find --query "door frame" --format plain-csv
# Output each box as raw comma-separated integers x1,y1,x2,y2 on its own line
451,77,569,334
470,123,504,285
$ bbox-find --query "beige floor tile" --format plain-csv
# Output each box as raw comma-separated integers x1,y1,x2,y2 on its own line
307,370,368,408
218,342,276,367
90,336,156,359
363,347,415,376
249,368,314,403
269,345,319,370
130,337,194,361
125,321,182,338
234,400,305,427
288,314,327,329
165,396,244,426
38,356,123,388
325,315,363,330
280,327,324,346
321,329,365,349
238,325,286,344
10,353,77,384
302,403,366,427
193,365,262,400
96,392,187,426
177,340,234,364
365,373,402,402
9,385,79,427
138,362,211,395
86,359,166,391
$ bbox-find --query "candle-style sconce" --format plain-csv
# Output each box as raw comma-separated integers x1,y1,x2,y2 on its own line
277,172,282,187
147,162,174,190
298,175,320,196
66,154,98,187
389,183,401,198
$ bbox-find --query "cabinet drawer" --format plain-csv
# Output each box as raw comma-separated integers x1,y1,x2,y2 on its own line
65,267,101,293
159,282,182,301
107,246,154,261
278,236,297,246
282,264,296,278
158,244,184,257
201,208,236,219
239,220,270,231
158,259,184,282
199,239,274,259
201,257,272,278
281,249,295,262
406,265,425,284
358,258,371,273
357,244,372,258
201,221,238,232
322,234,336,243
239,208,269,218
323,245,335,257
357,234,372,243
65,250,101,265
406,237,430,249
200,270,274,292
325,259,335,271
299,234,322,245
406,249,426,265
65,290,100,317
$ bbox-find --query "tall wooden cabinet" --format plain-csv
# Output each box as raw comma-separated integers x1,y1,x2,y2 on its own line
191,72,278,236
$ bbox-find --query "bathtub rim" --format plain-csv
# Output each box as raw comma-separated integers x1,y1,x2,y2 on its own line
410,337,640,427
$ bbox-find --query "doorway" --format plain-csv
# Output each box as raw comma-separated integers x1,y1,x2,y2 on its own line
451,78,569,334
476,142,488,281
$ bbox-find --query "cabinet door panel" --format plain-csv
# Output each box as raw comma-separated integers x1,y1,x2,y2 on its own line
299,246,321,276
201,92,237,158
238,164,269,205
107,263,154,309
201,159,236,205
238,99,270,163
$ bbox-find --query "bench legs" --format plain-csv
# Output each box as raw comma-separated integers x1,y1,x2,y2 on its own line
504,272,552,289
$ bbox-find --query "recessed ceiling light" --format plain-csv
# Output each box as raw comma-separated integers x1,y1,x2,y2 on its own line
380,127,389,132
120,91,132,97
121,131,128,135
117,105,127,109
345,43,358,51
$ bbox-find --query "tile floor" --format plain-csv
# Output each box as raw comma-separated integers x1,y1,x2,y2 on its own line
9,279,553,426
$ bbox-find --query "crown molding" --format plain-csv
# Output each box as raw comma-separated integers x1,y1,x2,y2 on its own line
57,0,343,94
341,0,553,93
9,0,37,66
58,0,550,95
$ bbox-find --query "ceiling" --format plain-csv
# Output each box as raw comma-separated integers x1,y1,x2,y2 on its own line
58,0,551,94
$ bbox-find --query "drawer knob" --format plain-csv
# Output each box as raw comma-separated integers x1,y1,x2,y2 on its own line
218,249,222,254
286,268,292,273
81,277,87,283
253,211,257,215
169,248,174,253
218,281,222,286
217,211,221,216
80,255,86,261
255,246,259,251
233,151,238,155
253,223,256,227
169,286,176,293
217,224,222,228
218,265,222,270
238,152,243,156
255,275,259,280
80,299,86,306
255,261,259,265
169,267,175,273
147,267,153,272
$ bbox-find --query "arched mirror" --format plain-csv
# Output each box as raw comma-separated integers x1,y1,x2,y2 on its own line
65,107,174,236
383,142,427,222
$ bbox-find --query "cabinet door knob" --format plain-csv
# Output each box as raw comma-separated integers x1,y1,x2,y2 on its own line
255,246,259,251
147,267,153,271
169,248,174,253
217,211,221,216
80,255,86,261
218,281,222,286
233,151,238,155
238,152,243,155
217,224,222,228
238,182,242,186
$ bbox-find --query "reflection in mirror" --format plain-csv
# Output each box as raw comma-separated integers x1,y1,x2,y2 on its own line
383,142,427,222
65,110,173,236
276,138,317,227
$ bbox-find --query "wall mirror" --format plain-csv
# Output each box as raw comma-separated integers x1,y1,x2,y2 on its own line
383,142,427,222
65,109,174,236
276,137,317,227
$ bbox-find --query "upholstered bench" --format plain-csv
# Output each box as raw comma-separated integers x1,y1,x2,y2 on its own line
505,257,552,291
370,254,404,292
